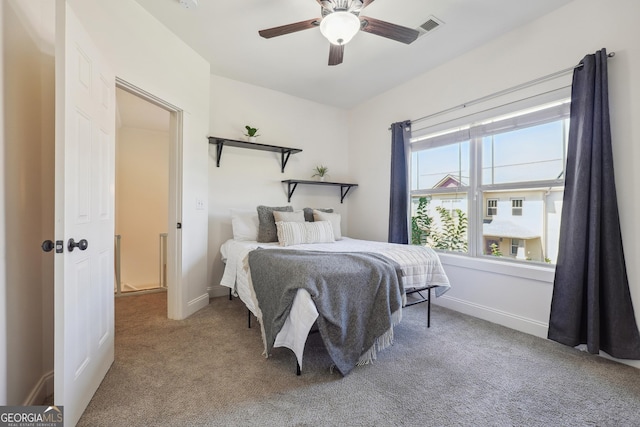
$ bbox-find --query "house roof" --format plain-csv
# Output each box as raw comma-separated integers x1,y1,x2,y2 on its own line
483,219,539,239
433,174,467,188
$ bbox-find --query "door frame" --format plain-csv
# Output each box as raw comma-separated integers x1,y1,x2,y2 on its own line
115,78,183,319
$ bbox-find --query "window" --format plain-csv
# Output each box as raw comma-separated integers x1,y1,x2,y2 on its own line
511,238,523,257
410,138,469,253
487,199,498,217
410,93,569,264
511,199,523,216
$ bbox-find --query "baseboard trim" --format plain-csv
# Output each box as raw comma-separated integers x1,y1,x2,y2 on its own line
435,295,549,338
23,370,54,406
207,285,227,299
186,293,209,317
436,296,640,370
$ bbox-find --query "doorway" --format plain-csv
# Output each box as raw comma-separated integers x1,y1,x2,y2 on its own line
114,80,182,319
115,87,169,295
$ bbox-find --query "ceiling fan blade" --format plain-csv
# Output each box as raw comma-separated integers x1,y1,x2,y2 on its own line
258,18,319,39
328,43,344,66
360,16,419,44
316,0,334,11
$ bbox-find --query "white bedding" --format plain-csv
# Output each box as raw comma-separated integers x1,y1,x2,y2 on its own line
219,237,450,369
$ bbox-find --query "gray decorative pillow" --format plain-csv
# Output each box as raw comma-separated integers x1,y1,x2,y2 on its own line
257,205,293,243
303,207,333,222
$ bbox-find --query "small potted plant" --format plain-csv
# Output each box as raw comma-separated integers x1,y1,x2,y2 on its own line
244,125,260,142
312,165,329,181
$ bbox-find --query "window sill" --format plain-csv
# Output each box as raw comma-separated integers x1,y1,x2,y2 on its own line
437,252,555,283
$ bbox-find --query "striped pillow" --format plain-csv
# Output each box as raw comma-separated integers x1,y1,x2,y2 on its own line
313,210,342,240
276,220,335,247
275,221,307,246
306,221,335,244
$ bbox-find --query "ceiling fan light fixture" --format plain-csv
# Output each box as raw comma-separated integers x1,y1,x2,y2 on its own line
320,11,360,45
178,0,198,9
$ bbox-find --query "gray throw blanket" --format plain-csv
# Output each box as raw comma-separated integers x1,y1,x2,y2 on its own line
248,249,404,376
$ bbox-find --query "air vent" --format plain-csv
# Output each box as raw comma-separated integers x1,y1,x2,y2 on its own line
416,16,444,37
421,19,440,32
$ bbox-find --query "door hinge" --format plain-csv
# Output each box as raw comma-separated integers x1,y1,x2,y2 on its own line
177,222,182,229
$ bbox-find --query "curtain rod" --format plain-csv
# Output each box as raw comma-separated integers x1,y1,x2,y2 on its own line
391,51,615,130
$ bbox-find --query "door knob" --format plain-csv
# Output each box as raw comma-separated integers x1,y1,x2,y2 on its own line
68,238,88,252
42,240,55,252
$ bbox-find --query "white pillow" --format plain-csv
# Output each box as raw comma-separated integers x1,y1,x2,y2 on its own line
275,221,306,246
306,221,335,244
273,210,305,223
230,209,259,241
313,210,342,240
276,220,335,247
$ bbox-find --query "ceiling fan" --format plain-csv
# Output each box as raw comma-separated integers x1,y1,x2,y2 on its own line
258,0,420,66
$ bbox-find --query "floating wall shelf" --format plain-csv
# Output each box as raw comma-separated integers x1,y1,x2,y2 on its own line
282,179,358,204
208,137,302,173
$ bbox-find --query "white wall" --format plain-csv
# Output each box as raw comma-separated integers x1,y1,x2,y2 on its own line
116,127,169,289
348,0,640,368
66,0,211,318
208,75,350,296
1,0,55,404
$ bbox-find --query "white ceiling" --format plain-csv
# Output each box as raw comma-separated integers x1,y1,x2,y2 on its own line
136,0,574,109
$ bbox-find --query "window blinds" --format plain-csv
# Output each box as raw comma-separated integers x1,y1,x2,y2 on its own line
411,87,571,151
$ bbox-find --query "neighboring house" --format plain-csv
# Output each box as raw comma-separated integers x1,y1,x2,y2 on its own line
433,174,465,189
425,175,467,220
415,176,563,263
482,190,563,263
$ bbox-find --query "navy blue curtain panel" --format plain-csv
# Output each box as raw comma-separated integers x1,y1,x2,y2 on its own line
548,49,640,359
388,120,411,244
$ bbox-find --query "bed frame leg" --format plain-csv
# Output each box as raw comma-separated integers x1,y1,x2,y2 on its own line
228,288,232,301
296,361,301,376
248,309,251,328
427,288,431,328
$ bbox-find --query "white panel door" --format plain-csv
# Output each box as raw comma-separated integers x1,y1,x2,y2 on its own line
54,1,115,424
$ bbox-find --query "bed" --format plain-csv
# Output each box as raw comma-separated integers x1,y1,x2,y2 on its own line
219,206,450,375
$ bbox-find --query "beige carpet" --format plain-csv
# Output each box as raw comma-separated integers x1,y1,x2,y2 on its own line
78,292,640,426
